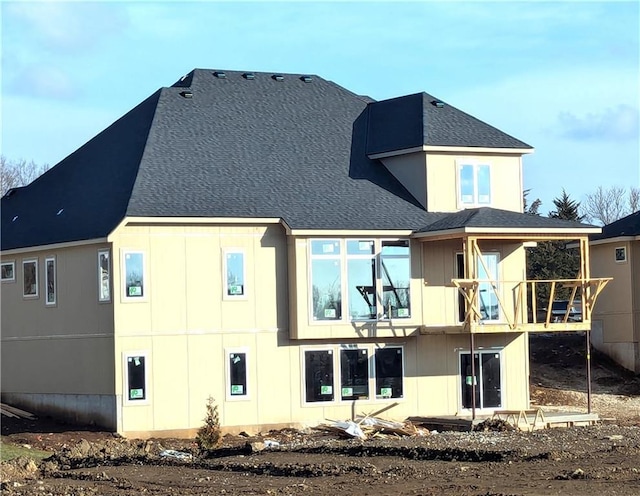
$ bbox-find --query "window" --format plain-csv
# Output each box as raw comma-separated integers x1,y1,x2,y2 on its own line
309,239,411,323
304,349,334,402
227,350,248,399
456,252,500,322
22,259,38,297
375,347,404,399
123,251,145,300
98,250,111,302
458,162,491,206
310,240,342,320
347,240,376,320
303,345,404,404
340,348,369,400
381,241,411,319
125,353,147,402
1,261,15,282
224,250,246,298
45,257,56,306
615,247,627,263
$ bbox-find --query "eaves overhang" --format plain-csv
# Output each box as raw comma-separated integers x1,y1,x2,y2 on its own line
107,216,288,240
368,145,534,160
412,226,601,242
588,235,640,246
1,237,109,256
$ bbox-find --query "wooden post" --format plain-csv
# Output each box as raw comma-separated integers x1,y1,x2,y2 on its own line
586,328,592,414
470,331,476,421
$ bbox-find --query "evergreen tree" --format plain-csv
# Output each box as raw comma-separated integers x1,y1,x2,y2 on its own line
526,190,582,313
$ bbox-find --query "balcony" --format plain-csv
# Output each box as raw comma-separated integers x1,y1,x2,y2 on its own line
449,277,611,334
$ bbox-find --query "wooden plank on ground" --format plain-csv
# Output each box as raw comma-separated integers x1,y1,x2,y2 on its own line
0,403,37,419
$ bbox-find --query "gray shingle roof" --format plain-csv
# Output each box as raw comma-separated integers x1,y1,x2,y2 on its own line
591,210,640,240
417,207,596,233
2,69,557,252
366,93,532,156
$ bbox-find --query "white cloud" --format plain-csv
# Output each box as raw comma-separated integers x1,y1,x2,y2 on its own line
557,105,639,142
7,66,78,100
6,1,128,53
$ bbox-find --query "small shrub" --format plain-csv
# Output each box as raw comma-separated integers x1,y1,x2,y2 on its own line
196,396,222,451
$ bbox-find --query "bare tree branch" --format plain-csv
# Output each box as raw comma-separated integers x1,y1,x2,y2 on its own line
0,156,50,196
581,185,639,225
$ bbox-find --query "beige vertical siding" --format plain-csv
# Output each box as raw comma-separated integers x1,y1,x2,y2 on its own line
1,243,115,396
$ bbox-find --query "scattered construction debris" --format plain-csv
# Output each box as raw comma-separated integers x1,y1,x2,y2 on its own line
0,403,37,420
315,402,430,439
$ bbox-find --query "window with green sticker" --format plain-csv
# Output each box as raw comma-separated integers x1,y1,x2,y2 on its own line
228,351,248,397
224,250,245,298
304,349,334,402
126,354,146,401
123,251,145,299
375,347,403,399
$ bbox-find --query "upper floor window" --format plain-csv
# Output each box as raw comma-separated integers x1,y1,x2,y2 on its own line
1,261,15,282
310,239,411,323
98,249,111,302
123,251,145,300
45,257,56,306
223,250,246,298
458,162,491,206
23,259,38,298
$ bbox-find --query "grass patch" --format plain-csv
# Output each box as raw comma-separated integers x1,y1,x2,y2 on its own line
0,440,51,462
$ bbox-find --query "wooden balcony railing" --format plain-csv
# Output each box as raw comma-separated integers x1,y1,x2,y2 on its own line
451,277,611,333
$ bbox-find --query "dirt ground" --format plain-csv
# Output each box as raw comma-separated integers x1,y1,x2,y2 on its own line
2,332,640,496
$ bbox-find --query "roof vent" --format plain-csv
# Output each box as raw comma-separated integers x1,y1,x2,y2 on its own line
272,74,284,81
242,72,255,80
300,75,313,83
180,91,193,98
213,71,226,78
431,100,445,108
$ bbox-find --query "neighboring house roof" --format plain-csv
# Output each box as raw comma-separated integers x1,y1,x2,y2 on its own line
0,68,587,252
590,210,640,241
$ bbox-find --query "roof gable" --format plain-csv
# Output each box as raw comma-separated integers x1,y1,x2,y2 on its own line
365,92,532,156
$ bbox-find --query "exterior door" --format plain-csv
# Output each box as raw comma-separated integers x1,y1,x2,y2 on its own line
460,350,502,410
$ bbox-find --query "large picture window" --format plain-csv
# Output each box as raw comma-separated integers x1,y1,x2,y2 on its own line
123,251,145,300
125,353,147,402
458,162,491,206
303,345,403,404
309,239,411,323
22,259,38,298
45,257,56,306
98,250,111,302
224,250,246,298
304,349,334,402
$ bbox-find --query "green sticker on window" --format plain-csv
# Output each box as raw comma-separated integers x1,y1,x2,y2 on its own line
380,387,392,397
228,284,243,295
397,308,409,317
324,308,336,318
341,387,353,397
130,388,144,399
320,385,332,395
231,385,244,395
128,286,142,297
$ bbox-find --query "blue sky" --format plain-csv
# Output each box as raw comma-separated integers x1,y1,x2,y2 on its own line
2,0,638,213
